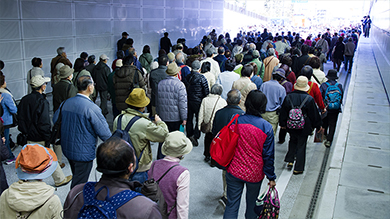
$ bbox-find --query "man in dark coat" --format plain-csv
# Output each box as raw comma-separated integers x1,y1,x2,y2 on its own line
117,32,129,52
186,60,209,146
160,32,172,54
52,65,77,112
149,55,168,116
293,45,311,77
91,54,111,116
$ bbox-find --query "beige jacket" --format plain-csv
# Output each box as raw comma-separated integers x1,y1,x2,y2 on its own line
311,68,327,86
200,57,221,81
0,180,62,219
263,56,279,82
198,94,227,130
232,77,257,112
201,71,216,90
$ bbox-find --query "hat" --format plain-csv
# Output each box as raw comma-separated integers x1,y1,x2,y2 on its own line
99,54,109,60
326,69,339,80
191,60,201,70
59,65,74,79
206,47,216,56
273,68,286,79
31,75,50,88
252,50,260,58
15,144,58,180
166,62,181,76
125,88,150,108
294,76,310,92
167,52,175,62
116,59,123,68
162,131,193,157
122,32,129,36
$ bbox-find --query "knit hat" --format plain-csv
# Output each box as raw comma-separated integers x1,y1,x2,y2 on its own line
15,144,58,180
125,88,150,108
191,60,201,71
294,76,310,92
116,59,123,68
326,69,339,80
31,75,50,88
59,65,74,79
162,131,193,158
273,68,286,79
166,62,181,76
167,52,175,63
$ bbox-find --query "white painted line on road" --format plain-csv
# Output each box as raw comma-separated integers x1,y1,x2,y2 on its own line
275,166,293,198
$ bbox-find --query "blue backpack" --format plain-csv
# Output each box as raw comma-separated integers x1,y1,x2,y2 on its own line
77,182,142,219
324,82,342,110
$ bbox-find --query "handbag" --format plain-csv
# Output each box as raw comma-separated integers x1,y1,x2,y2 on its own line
17,132,28,146
314,128,325,143
210,114,240,167
200,97,220,133
254,186,269,216
259,187,280,219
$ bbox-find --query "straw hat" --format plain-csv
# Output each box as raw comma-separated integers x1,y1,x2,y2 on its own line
166,62,181,76
162,131,193,158
294,76,310,92
125,88,150,108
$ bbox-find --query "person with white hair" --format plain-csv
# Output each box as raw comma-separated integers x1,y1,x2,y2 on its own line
262,48,280,82
50,47,72,85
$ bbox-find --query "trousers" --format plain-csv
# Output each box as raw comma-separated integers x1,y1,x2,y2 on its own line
284,134,309,172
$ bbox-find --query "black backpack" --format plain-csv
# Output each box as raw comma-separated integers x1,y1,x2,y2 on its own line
111,114,142,177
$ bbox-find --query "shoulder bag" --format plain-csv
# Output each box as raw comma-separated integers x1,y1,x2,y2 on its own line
201,97,220,133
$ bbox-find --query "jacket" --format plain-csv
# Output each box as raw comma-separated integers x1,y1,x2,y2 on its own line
139,53,154,73
293,54,311,77
186,71,209,103
53,94,111,162
114,65,146,111
113,108,168,172
52,79,77,112
311,68,327,86
200,57,221,81
92,61,110,91
227,114,276,183
198,94,227,131
17,91,51,143
0,180,62,219
63,176,162,219
50,55,72,84
250,58,265,79
344,41,356,56
232,77,257,112
316,39,329,54
279,90,322,136
213,54,227,72
72,69,91,86
200,71,215,91
212,105,244,136
157,76,187,122
292,81,325,110
216,71,240,100
0,89,17,126
149,65,168,107
263,56,279,82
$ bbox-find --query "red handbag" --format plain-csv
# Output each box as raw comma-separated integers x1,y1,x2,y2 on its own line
210,114,240,167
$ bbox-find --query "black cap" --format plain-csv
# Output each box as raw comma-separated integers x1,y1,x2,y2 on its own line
122,32,129,36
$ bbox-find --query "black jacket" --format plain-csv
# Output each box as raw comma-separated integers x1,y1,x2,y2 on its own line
186,71,209,103
293,54,311,77
279,90,322,136
92,61,110,91
212,105,244,136
17,91,51,143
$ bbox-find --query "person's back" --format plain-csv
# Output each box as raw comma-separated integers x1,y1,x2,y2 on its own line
52,65,77,112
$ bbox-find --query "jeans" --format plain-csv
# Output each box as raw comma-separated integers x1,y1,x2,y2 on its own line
224,172,262,219
344,55,353,71
4,128,14,160
322,112,339,142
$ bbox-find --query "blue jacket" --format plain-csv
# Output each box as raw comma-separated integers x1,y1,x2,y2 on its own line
53,94,111,161
0,92,17,126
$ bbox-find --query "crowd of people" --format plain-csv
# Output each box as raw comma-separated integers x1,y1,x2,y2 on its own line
0,23,360,218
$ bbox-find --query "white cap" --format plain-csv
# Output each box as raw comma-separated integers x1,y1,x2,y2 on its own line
99,54,109,60
31,75,50,88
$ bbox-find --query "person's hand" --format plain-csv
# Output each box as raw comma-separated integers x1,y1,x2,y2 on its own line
268,180,276,188
182,120,187,126
154,114,161,122
281,126,286,129
2,137,5,144
322,108,327,113
0,94,3,103
317,127,324,133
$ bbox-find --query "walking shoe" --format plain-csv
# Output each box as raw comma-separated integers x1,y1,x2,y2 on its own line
5,158,16,165
293,170,303,175
219,196,227,208
325,140,331,147
204,156,210,163
287,162,293,170
189,136,199,147
55,175,72,187
60,163,66,168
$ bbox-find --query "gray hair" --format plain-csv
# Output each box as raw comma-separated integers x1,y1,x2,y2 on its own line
227,89,241,105
176,52,184,63
210,83,223,95
268,48,275,56
249,43,256,50
57,47,65,56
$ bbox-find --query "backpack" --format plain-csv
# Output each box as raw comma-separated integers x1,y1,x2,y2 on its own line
111,114,142,177
287,95,310,129
77,182,142,219
324,82,342,110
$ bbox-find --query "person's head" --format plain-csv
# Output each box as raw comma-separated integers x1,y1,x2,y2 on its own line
162,131,193,159
31,57,42,68
206,47,216,57
0,60,4,70
116,59,123,68
122,32,129,38
218,47,225,55
80,52,88,60
245,90,267,116
143,45,151,54
15,144,58,180
237,39,243,46
252,50,260,59
123,54,134,65
158,55,169,66
0,75,5,88
241,64,253,77
164,32,169,37
158,49,167,57
99,54,109,63
225,50,232,58
338,37,344,42
57,47,65,56
210,83,223,95
191,60,201,72
277,35,283,41
301,44,309,55
74,58,86,72
272,68,286,82
326,69,339,80
308,46,315,55
300,65,313,80
126,38,134,46
201,61,211,73
166,62,181,77
176,43,183,50
322,34,326,39
96,137,135,178
281,55,292,67
117,50,125,59
175,52,184,64
87,55,96,64
129,47,136,56
294,76,310,92
77,75,94,95
309,56,321,69
30,75,50,92
167,52,175,63
249,43,256,50
348,37,353,42
268,48,275,56
59,65,74,80
235,53,244,64
248,62,258,76
125,88,150,112
225,58,236,71
226,89,241,105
